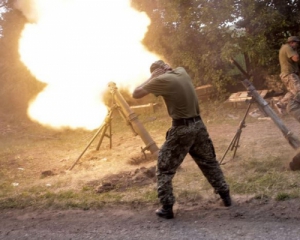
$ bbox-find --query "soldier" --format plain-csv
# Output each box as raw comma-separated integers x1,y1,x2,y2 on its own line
276,36,300,121
132,60,231,219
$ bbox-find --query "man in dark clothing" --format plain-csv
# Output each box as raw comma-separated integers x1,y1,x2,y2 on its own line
276,36,300,121
132,60,231,219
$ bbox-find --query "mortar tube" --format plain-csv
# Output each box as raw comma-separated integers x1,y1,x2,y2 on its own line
242,78,300,150
108,82,159,157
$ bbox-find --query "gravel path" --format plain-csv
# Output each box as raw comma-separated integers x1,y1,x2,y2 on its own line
1,199,300,240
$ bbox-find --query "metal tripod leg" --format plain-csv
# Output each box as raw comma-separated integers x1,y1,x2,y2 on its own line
69,122,108,170
69,106,116,170
96,118,112,150
219,101,252,165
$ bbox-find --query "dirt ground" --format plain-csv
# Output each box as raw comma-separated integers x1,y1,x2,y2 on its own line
2,106,300,239
1,199,300,240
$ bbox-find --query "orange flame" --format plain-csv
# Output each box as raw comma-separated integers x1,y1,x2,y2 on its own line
15,0,159,130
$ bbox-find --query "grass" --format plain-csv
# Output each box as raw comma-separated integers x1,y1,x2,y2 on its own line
1,101,300,210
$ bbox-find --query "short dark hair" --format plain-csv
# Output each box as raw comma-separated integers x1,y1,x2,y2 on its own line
150,60,165,73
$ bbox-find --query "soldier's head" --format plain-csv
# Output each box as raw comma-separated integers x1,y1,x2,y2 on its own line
150,60,172,73
287,36,300,48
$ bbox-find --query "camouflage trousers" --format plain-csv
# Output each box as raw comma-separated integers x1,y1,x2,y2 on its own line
280,73,300,122
156,119,229,206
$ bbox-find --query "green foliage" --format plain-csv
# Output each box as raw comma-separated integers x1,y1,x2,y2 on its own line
141,189,157,201
275,193,291,201
1,0,300,114
132,0,300,97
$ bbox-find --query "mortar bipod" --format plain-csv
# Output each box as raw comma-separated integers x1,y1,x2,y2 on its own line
219,100,253,165
69,82,159,170
69,104,117,170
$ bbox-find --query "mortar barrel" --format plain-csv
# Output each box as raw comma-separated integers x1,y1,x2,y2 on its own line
242,78,300,149
108,82,159,157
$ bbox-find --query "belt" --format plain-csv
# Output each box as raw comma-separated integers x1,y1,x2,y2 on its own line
172,116,201,127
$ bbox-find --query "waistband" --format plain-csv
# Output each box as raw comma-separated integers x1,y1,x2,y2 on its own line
172,116,201,127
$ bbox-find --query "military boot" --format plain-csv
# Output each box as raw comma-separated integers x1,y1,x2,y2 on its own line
219,190,232,207
155,204,174,219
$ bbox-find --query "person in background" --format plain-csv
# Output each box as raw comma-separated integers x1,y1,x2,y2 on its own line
132,60,231,219
276,36,300,121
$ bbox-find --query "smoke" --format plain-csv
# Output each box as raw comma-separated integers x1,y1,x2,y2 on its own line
15,0,159,130
15,0,40,22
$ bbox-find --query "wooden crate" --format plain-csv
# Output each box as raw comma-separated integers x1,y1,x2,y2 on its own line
195,84,215,101
224,90,269,108
130,103,160,114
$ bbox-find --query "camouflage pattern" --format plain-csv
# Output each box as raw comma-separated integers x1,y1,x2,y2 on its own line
280,73,300,97
287,92,300,122
280,73,300,123
156,119,229,206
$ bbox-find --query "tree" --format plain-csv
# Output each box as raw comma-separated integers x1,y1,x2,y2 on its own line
1,0,300,116
131,0,248,95
131,0,300,96
0,0,43,116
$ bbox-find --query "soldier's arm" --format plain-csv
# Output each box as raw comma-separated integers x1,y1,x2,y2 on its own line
132,68,165,99
291,53,299,62
132,86,149,99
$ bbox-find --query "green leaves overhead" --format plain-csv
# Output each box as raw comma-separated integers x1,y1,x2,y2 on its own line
0,0,300,115
131,0,300,94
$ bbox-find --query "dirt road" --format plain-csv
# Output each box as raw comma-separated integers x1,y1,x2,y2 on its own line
1,198,300,240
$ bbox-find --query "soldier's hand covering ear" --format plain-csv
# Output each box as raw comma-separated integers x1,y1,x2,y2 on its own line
162,63,171,71
150,68,166,79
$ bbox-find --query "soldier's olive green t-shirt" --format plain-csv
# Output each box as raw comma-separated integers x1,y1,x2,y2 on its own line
279,44,299,75
143,67,200,120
